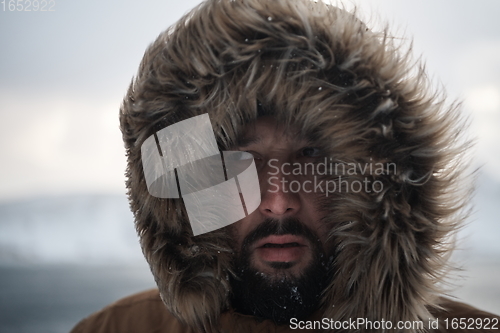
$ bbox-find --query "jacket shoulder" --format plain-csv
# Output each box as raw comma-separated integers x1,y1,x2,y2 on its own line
70,289,195,333
432,298,500,333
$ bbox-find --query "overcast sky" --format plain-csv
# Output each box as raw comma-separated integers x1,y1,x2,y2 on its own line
0,0,499,201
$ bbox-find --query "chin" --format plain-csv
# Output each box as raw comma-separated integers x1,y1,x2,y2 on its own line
230,246,332,324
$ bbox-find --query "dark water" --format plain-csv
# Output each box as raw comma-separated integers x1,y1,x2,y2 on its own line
0,263,155,333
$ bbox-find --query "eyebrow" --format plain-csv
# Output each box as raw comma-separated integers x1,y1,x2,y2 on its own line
236,135,263,148
304,133,317,145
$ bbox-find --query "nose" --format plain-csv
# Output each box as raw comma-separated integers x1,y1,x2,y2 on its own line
258,165,301,218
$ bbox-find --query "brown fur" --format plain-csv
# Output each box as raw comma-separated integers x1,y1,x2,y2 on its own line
119,0,472,331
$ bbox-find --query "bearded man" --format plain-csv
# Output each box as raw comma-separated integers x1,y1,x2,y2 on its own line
71,0,499,332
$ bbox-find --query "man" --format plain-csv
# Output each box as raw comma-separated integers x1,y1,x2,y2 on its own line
72,0,499,332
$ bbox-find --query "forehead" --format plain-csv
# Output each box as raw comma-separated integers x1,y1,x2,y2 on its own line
237,116,307,147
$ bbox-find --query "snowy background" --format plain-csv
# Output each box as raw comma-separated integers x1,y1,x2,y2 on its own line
0,0,499,332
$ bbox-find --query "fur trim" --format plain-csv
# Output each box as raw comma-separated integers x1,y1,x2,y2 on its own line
119,0,472,331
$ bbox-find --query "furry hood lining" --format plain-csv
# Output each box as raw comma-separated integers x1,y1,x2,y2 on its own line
120,0,471,331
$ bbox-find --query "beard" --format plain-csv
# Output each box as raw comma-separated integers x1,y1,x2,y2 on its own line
229,218,332,325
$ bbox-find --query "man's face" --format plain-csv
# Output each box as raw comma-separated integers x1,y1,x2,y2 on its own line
228,116,333,323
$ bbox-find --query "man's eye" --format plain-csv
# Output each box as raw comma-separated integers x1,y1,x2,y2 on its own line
245,151,263,161
301,147,321,157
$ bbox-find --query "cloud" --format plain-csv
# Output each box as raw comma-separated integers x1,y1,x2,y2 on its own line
0,90,127,200
452,41,500,180
466,85,500,116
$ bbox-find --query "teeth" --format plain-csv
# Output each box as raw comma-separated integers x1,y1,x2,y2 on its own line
262,242,300,248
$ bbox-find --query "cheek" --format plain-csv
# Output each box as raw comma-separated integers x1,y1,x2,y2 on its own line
300,195,329,240
227,218,251,251
229,208,265,252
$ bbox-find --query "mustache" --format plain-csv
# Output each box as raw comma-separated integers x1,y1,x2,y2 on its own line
242,218,321,250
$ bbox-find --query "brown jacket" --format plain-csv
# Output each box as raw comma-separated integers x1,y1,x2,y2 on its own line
71,289,499,333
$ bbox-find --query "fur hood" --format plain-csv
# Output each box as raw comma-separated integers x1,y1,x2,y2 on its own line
119,0,470,331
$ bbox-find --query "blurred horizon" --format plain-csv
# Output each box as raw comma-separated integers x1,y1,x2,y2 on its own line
1,170,499,266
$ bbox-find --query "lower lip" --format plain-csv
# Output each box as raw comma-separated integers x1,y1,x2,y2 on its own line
255,246,306,262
